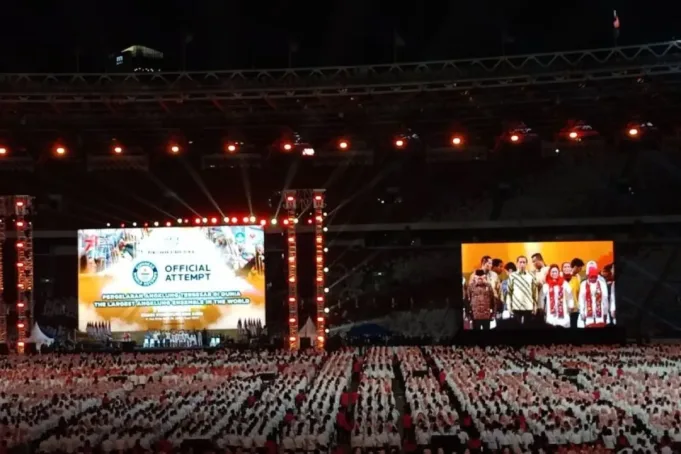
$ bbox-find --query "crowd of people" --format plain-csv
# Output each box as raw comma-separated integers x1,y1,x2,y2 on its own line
464,255,616,330
0,345,679,453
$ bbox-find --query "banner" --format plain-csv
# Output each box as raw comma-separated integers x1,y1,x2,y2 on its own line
462,241,615,330
78,226,265,332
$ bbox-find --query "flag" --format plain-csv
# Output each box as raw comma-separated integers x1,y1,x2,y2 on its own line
613,10,620,29
613,10,620,42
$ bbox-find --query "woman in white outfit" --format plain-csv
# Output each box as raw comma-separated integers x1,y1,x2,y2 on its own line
542,264,574,328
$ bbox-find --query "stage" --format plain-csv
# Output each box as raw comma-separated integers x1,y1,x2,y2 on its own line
455,326,626,347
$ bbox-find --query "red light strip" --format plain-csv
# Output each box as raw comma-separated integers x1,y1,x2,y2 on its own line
14,196,33,353
313,190,326,349
108,216,270,229
284,190,299,351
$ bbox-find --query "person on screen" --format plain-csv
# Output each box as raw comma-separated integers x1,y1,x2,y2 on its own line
505,256,538,324
468,270,495,330
473,256,500,302
492,258,507,281
542,265,574,328
602,264,615,322
606,264,616,324
500,262,517,314
531,253,550,306
562,262,581,329
570,258,585,279
578,268,609,328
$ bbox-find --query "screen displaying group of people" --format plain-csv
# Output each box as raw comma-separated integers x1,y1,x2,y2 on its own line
463,254,615,330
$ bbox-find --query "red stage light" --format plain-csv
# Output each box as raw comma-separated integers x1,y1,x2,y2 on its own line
170,144,181,154
231,217,237,223
242,216,249,223
113,146,123,154
451,136,463,146
510,134,520,142
338,140,349,150
568,131,579,140
628,128,639,137
16,201,23,207
55,146,67,156
195,218,201,224
211,217,218,224
260,219,266,226
226,143,237,153
165,221,171,227
0,147,7,155
394,139,405,148
282,143,293,151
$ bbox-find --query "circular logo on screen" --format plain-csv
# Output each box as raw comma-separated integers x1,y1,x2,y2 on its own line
132,261,158,287
234,232,246,244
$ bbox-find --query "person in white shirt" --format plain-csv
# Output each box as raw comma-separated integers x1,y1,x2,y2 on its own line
520,428,534,448
506,256,539,324
578,268,610,327
542,264,574,328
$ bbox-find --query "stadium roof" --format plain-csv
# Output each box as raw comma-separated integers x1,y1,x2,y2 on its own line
0,41,680,143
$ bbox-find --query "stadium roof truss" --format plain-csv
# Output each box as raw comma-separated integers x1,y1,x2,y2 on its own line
1,40,681,132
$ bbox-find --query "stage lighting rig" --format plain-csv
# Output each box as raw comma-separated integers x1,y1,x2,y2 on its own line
501,122,538,145
337,139,349,150
559,120,600,143
393,129,419,149
625,121,657,139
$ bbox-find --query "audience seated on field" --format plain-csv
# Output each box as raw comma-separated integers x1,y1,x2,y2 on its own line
2,344,681,453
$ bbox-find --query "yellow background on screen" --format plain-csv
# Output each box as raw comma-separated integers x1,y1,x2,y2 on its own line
461,241,614,275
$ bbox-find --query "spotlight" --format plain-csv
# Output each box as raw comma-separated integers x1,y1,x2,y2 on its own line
0,147,7,155
394,139,406,149
338,139,349,150
628,128,639,137
226,143,237,153
451,136,463,146
282,142,293,152
568,131,579,140
55,146,67,156
510,134,520,143
170,144,181,154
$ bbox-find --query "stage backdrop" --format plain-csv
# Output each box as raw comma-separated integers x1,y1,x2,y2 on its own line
78,226,265,332
462,240,615,330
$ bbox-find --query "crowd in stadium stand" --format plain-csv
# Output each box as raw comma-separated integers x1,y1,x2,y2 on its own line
1,345,681,453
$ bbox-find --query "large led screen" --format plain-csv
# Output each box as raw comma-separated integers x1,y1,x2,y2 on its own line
461,241,615,330
78,226,265,332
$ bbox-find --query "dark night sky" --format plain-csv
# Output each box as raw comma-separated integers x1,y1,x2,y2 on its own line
0,0,677,72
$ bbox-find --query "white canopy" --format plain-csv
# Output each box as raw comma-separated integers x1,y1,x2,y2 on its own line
26,323,54,350
298,317,317,339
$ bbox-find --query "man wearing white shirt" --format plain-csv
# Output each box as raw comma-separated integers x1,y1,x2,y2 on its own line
520,428,534,448
457,430,469,445
578,268,610,327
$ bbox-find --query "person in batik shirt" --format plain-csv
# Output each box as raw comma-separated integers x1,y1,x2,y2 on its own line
468,270,495,330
